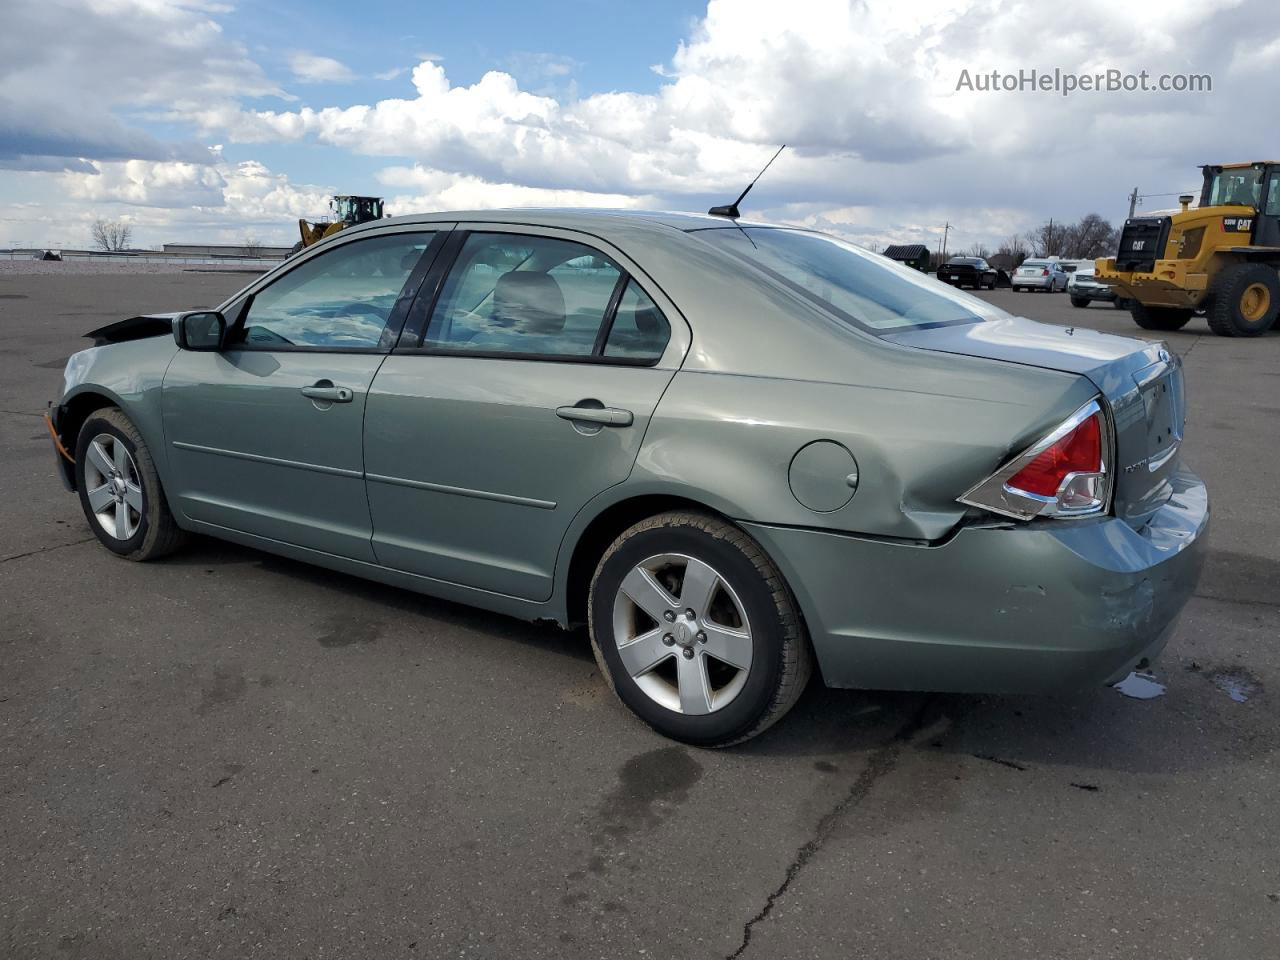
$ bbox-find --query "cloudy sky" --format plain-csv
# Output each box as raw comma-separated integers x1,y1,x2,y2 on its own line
2,0,1276,251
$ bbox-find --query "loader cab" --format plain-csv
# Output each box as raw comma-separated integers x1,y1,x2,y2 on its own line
1200,163,1280,248
331,195,385,226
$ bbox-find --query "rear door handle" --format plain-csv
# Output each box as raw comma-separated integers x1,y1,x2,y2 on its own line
556,404,634,427
301,383,353,403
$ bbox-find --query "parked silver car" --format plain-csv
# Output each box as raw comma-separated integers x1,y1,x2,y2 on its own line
48,210,1208,746
1012,258,1069,292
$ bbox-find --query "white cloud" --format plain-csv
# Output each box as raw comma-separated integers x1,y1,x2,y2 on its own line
0,0,281,171
289,52,357,84
5,0,1280,251
378,164,655,213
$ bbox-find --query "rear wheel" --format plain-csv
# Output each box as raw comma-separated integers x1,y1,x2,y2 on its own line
75,407,185,560
1206,262,1280,337
1129,302,1194,331
588,511,811,747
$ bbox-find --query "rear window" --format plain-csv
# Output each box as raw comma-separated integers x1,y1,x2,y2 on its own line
697,227,1004,333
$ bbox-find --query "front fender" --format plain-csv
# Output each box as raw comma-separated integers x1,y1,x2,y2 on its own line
56,338,180,492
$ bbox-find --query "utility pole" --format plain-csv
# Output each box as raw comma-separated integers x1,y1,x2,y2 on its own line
1128,187,1138,219
940,222,950,262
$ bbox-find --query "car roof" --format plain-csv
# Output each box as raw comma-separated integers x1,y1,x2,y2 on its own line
343,207,778,240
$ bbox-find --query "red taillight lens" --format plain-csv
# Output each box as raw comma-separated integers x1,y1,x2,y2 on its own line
1005,414,1101,497
1041,269,1049,276
957,400,1112,521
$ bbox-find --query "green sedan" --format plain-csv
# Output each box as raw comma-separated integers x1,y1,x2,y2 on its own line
48,210,1209,746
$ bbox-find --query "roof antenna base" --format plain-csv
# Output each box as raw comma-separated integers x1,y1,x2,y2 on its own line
707,145,785,219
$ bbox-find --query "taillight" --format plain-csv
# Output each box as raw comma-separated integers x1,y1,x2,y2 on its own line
1041,269,1049,276
958,399,1113,521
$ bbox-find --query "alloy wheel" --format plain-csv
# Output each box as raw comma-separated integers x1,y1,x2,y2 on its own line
611,553,753,715
84,433,143,540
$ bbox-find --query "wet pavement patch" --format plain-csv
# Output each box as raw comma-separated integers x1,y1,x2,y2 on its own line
315,612,383,648
1113,671,1166,700
1207,668,1261,703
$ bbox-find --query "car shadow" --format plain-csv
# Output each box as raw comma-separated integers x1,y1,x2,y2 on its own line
163,537,1273,777
165,534,595,665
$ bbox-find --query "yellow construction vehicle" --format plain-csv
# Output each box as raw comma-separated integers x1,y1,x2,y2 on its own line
1096,162,1280,336
293,195,386,253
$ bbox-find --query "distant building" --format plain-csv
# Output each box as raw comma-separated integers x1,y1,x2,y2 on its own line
881,244,931,272
987,253,1019,272
162,242,292,258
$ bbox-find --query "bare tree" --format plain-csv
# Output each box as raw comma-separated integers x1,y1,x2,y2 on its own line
964,242,991,259
1061,213,1118,259
243,235,263,258
91,219,132,252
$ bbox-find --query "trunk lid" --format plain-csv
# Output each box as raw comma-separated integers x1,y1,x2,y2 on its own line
884,316,1185,529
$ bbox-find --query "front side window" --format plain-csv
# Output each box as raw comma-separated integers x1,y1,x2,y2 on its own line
237,232,434,349
425,233,626,358
1206,169,1262,208
699,228,1003,333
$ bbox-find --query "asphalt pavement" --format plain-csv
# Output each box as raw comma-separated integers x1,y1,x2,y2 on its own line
2,266,1277,959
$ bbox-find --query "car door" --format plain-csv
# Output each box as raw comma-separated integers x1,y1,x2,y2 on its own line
162,227,446,560
364,225,689,601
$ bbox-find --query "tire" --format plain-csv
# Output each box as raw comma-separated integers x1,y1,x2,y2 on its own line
1129,302,1194,331
1070,296,1090,308
1112,297,1129,310
587,511,812,747
75,407,186,561
1206,262,1280,337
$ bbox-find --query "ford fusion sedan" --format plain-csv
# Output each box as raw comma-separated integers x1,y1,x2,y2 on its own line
47,210,1208,746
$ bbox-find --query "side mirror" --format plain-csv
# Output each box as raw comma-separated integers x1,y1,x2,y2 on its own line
173,311,226,351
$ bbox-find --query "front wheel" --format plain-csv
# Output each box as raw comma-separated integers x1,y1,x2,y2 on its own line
588,512,812,747
1206,262,1280,337
1130,302,1194,331
1070,295,1090,308
75,407,186,560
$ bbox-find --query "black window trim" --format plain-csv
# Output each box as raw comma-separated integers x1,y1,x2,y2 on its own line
225,229,448,355
390,228,670,367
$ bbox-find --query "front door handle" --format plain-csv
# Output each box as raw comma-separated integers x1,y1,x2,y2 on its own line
301,383,353,403
556,404,634,427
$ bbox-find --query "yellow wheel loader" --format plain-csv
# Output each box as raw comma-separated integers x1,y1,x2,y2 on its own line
1095,162,1280,336
293,195,385,253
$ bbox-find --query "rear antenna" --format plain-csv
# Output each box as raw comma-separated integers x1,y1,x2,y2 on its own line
708,144,786,219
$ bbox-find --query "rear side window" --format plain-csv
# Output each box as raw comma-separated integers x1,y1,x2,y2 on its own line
604,280,670,361
237,232,434,350
423,233,668,362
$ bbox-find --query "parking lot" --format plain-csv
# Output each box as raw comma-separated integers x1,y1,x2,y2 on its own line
2,264,1277,959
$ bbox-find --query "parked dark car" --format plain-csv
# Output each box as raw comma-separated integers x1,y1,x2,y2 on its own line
936,256,997,290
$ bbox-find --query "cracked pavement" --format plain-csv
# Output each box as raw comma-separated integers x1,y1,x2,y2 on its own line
2,267,1278,959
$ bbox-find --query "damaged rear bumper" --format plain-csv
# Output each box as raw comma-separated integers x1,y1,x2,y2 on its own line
744,465,1209,694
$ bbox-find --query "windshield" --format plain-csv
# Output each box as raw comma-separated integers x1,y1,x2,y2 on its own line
1205,168,1261,207
697,227,1004,333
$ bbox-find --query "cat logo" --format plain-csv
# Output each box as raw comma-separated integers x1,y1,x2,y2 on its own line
1222,217,1254,233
